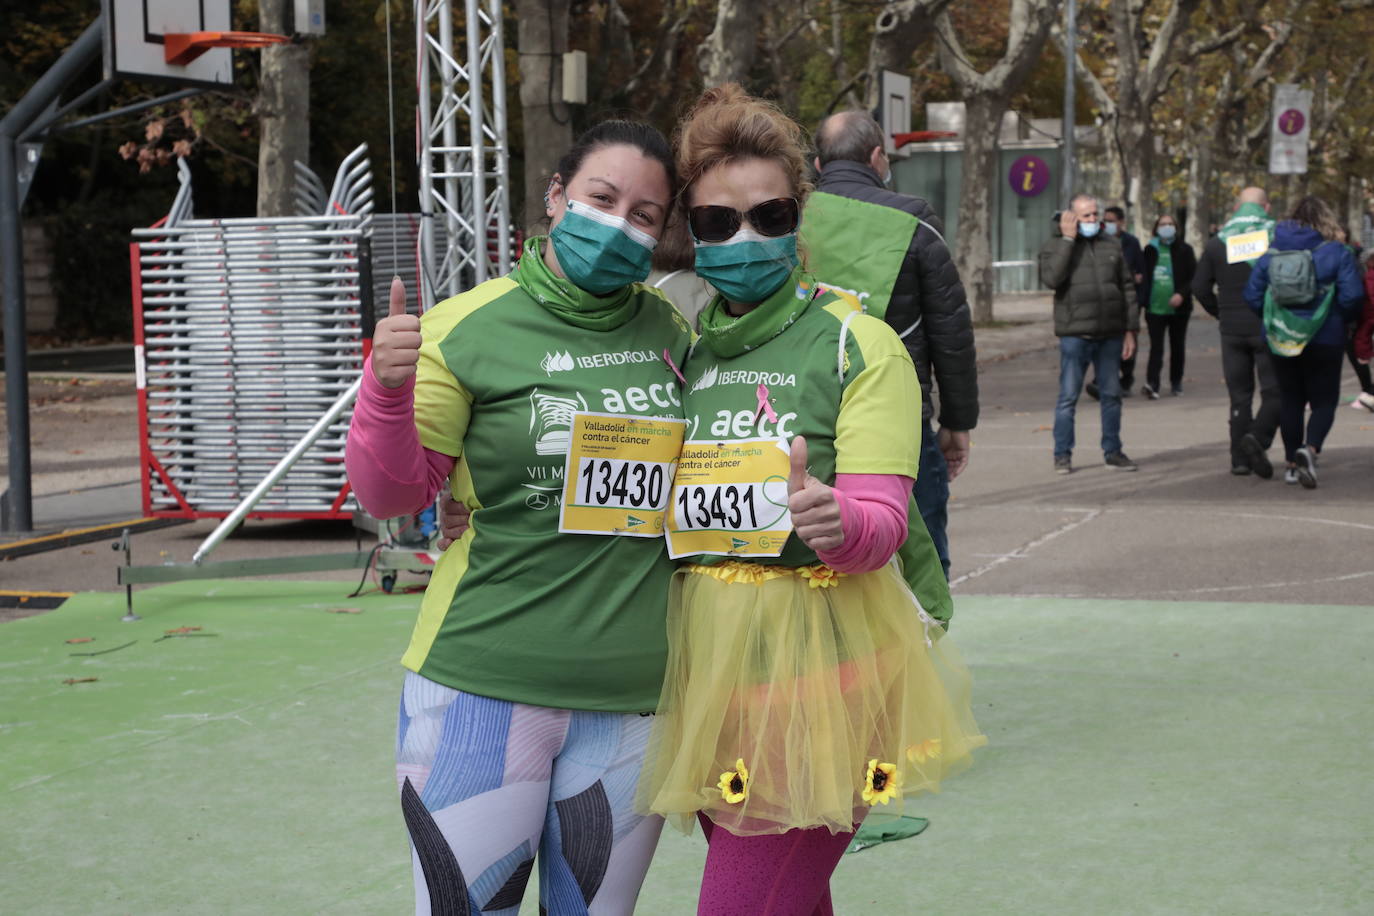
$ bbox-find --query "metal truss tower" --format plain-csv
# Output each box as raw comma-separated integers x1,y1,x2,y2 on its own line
416,0,512,309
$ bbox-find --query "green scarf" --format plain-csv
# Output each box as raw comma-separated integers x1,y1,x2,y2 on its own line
511,236,640,331
1148,239,1175,315
1217,202,1276,266
697,266,819,358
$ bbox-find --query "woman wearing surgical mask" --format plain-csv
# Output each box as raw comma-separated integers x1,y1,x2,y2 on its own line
637,85,984,914
1140,213,1197,398
345,120,694,915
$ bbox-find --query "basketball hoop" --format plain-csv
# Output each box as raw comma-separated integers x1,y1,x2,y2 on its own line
164,31,290,67
892,130,959,149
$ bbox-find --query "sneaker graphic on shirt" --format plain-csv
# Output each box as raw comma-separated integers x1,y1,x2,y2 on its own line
529,388,588,455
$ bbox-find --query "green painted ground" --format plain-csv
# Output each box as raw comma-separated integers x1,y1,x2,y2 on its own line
2,584,1371,914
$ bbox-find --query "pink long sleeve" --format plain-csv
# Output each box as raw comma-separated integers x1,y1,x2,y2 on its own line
345,358,456,519
814,473,913,574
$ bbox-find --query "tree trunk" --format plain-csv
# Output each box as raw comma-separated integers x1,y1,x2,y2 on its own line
1184,139,1212,252
257,0,309,217
865,1,946,107
1346,173,1366,241
1118,117,1153,237
699,0,761,87
955,93,1004,323
517,0,573,235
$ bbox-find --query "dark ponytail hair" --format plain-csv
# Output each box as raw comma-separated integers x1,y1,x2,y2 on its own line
552,119,677,197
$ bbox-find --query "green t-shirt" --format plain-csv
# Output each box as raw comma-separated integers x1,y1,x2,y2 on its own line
1149,239,1175,316
682,268,951,619
403,238,694,713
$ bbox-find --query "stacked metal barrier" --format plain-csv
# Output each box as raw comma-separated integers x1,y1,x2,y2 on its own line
130,153,373,519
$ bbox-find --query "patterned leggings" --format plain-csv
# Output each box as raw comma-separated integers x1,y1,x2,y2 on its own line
396,672,664,915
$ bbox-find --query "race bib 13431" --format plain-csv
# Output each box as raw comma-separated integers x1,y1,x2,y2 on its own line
665,438,794,559
558,412,687,538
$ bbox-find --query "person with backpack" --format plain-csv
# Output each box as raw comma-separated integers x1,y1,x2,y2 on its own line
1243,196,1365,488
1139,213,1197,398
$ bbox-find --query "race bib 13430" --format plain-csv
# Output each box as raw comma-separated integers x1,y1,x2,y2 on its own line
558,412,687,538
665,438,794,559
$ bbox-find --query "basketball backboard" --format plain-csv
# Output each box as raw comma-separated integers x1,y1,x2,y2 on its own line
102,0,234,89
879,70,912,159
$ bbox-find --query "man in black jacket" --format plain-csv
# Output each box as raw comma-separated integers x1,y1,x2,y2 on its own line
1191,186,1279,477
1087,205,1147,399
1039,195,1140,474
809,110,978,579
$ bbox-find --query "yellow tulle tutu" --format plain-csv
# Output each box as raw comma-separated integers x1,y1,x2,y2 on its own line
636,560,986,836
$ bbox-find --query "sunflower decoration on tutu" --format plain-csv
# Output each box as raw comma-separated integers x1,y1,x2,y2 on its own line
862,758,902,805
907,738,942,764
718,758,750,804
798,565,845,589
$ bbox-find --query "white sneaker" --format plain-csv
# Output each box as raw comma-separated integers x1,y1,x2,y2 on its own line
1294,447,1318,489
1284,467,1298,485
1352,392,1374,412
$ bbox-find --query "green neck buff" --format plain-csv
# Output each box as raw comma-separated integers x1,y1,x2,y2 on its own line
1218,203,1276,266
697,266,819,358
512,236,640,331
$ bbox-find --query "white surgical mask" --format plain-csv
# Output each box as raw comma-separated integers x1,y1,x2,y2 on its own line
1079,221,1101,238
1158,225,1177,242
1103,221,1120,237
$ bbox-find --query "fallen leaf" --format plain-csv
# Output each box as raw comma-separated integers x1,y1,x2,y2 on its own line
65,637,95,644
164,626,202,635
63,677,99,685
1034,425,1051,432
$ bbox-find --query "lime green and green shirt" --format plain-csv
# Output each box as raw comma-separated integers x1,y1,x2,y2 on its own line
404,238,693,713
683,267,953,619
1149,239,1176,315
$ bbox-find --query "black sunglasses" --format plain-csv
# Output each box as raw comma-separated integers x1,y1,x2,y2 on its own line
688,197,800,243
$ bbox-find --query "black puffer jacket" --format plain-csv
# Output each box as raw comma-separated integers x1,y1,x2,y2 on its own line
1039,229,1139,338
814,160,979,431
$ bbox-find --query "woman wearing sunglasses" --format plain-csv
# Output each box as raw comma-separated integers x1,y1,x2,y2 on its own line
637,85,985,914
345,119,694,915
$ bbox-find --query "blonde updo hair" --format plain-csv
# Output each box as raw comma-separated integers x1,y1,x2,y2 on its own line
674,84,813,210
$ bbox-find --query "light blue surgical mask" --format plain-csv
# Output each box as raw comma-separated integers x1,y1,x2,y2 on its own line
694,228,799,304
1079,221,1101,238
549,199,657,295
1158,225,1177,242
882,169,894,188
1103,221,1120,237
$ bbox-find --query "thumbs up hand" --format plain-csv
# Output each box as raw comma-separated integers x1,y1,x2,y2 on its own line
787,436,844,552
373,276,423,389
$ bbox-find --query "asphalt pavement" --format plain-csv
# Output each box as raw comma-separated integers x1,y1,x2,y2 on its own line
3,293,1371,607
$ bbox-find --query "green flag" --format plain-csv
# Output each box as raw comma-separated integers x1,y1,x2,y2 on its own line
801,191,919,319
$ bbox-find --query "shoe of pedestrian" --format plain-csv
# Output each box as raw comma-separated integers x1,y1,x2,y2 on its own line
1294,446,1317,489
1054,454,1072,475
1104,451,1138,471
1141,385,1160,400
1230,464,1252,476
1085,381,1100,401
1239,433,1273,480
1120,387,1134,398
1353,391,1374,412
1171,386,1184,396
1284,466,1298,485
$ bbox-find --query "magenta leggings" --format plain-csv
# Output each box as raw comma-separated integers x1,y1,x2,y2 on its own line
697,813,857,916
